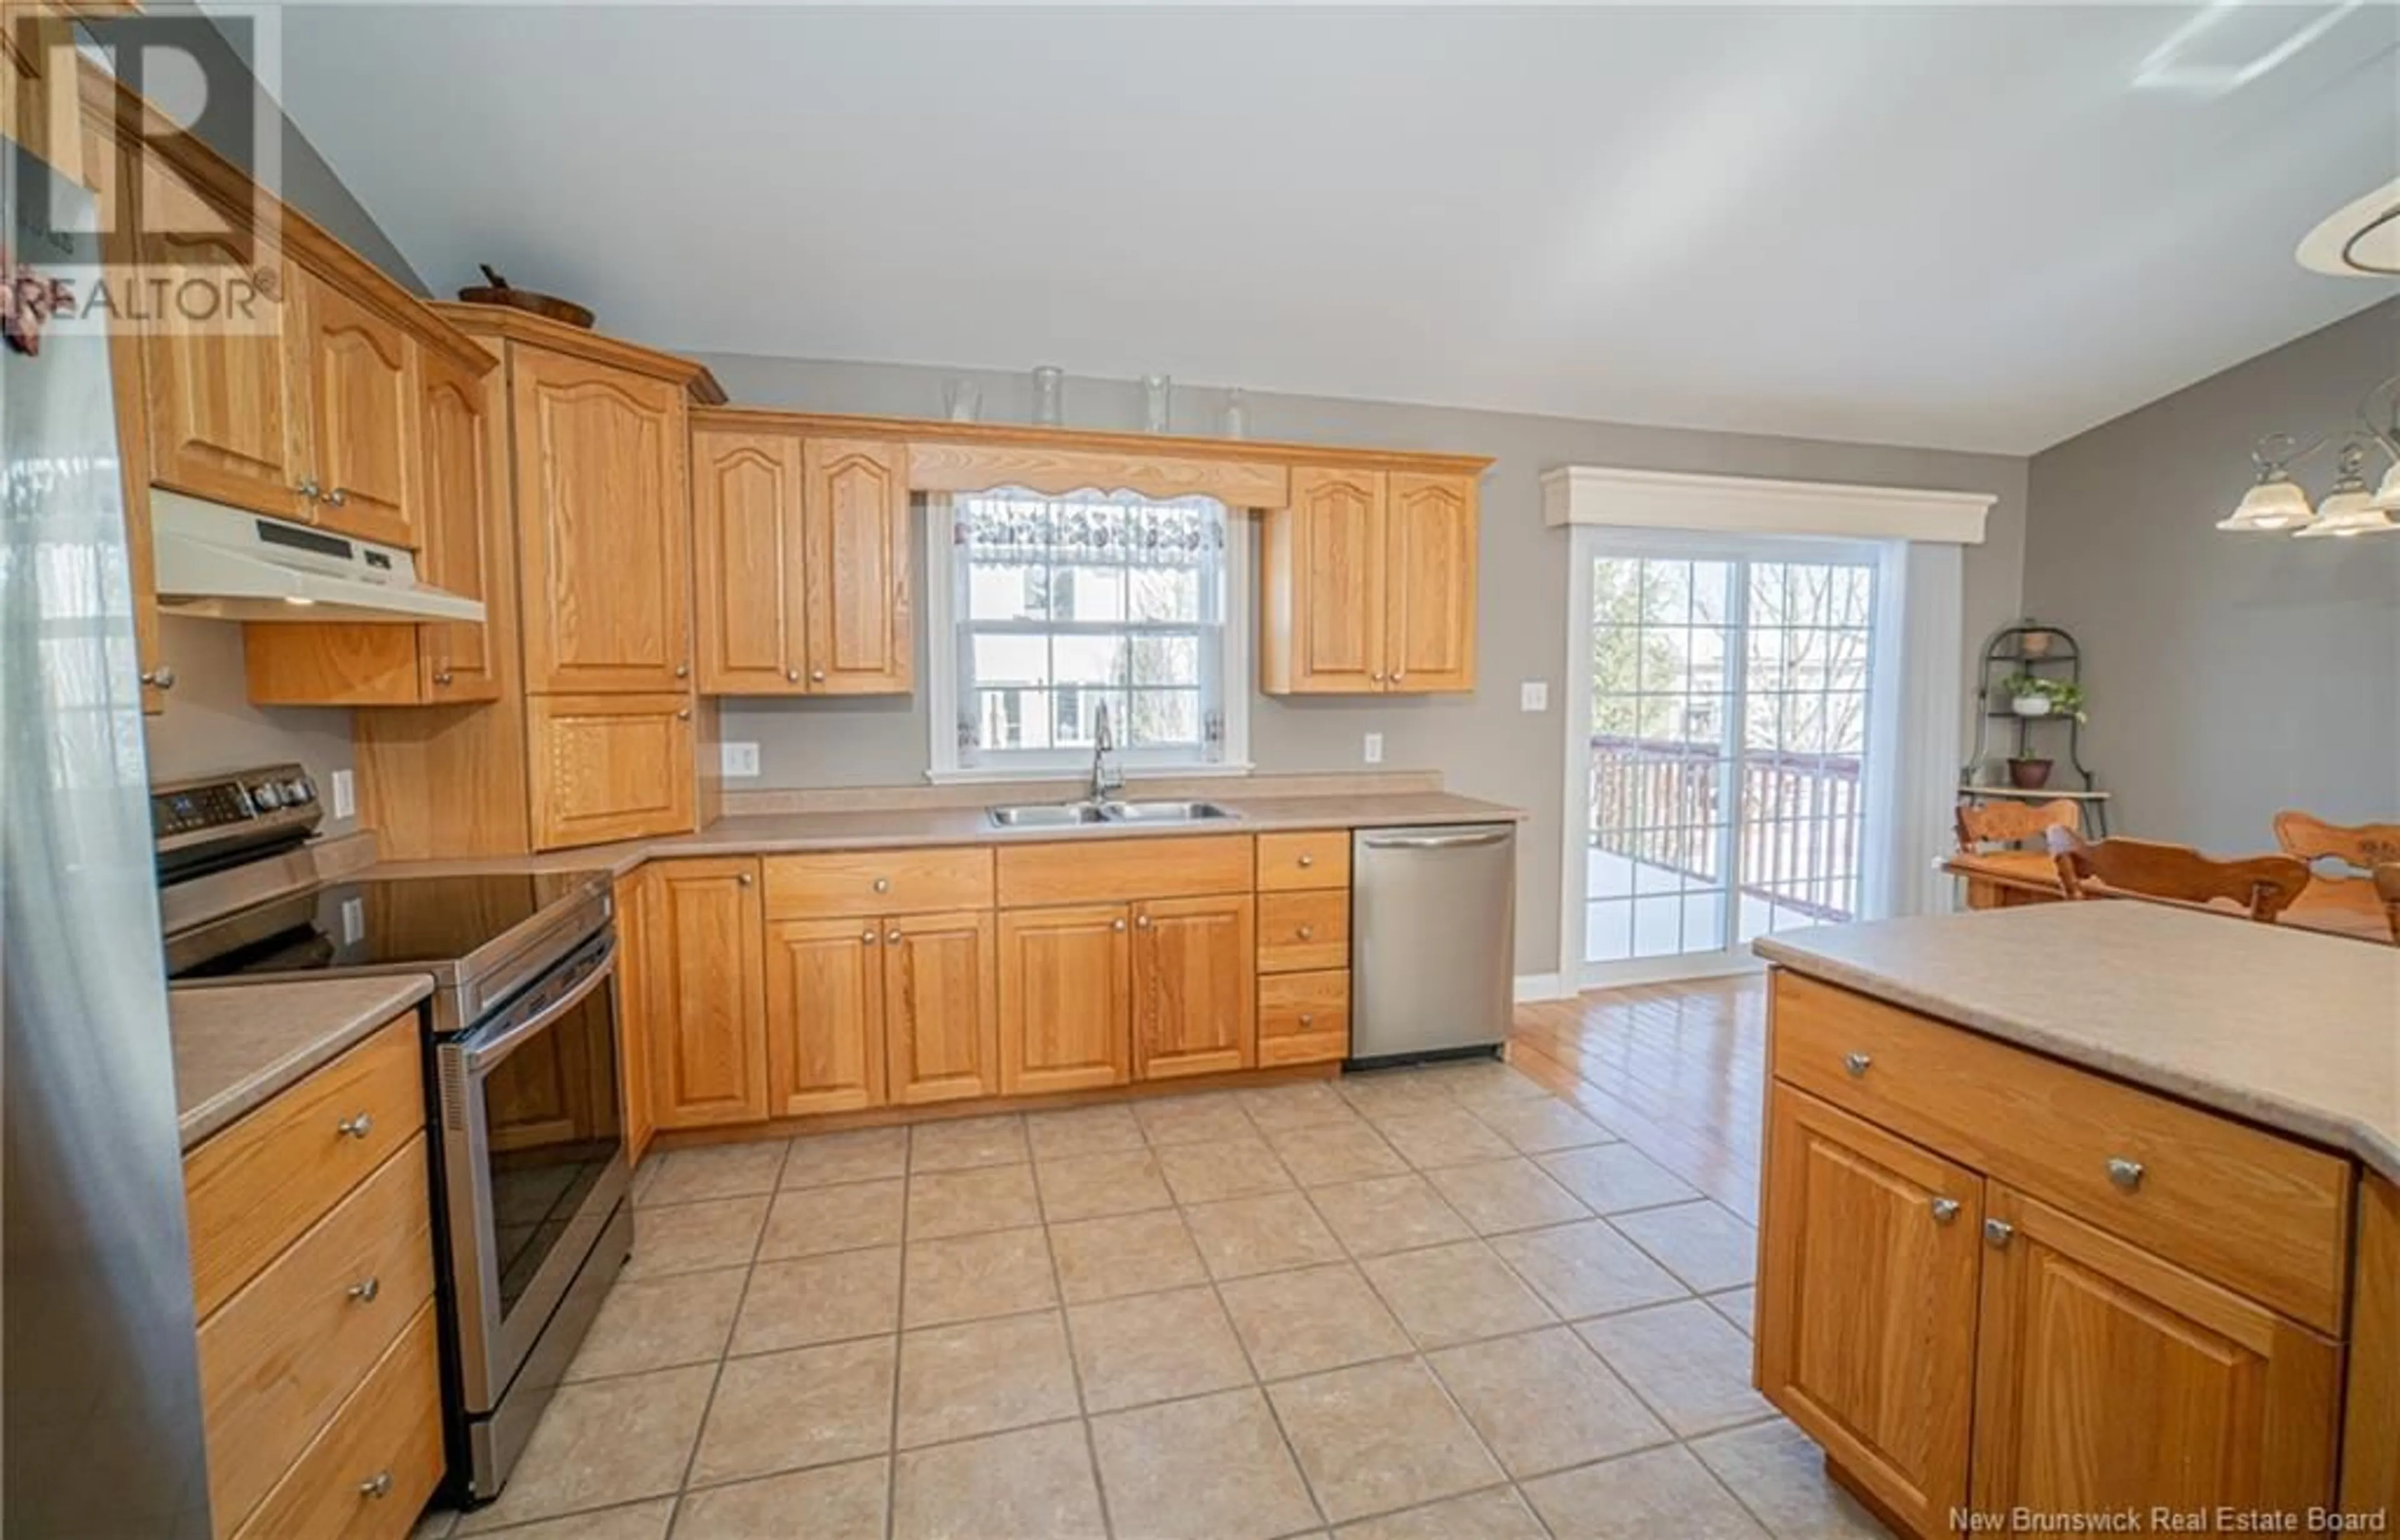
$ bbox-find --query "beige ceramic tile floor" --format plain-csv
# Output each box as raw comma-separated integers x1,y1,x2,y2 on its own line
412,1061,1888,1540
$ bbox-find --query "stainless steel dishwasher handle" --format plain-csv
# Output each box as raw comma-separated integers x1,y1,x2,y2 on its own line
1358,829,1512,850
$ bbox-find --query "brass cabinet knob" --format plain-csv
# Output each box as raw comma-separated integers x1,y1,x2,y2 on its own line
676,708,692,721
1298,854,1314,868
737,872,753,886
1298,1013,1314,1028
786,669,801,682
811,668,827,682
1296,926,1314,941
872,878,891,892
675,661,691,678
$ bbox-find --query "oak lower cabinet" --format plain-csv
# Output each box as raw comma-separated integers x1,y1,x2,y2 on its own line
644,859,769,1129
1131,895,1256,1080
998,904,1132,1095
1969,1188,2339,1526
767,916,891,1116
883,911,1002,1106
1756,971,2350,1539
1756,1089,1982,1539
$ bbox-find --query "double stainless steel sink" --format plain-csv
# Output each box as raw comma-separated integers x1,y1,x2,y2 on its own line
986,800,1236,829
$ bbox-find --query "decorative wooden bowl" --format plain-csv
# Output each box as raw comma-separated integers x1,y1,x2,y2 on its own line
455,264,593,329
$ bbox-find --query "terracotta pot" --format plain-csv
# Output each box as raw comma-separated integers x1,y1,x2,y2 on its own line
2006,758,2054,790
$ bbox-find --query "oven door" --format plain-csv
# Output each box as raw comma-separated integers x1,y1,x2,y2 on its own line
437,928,628,1415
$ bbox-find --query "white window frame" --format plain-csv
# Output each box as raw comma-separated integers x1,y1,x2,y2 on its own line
923,491,1254,784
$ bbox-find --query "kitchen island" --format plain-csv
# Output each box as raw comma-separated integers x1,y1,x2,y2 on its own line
1752,902,2397,1539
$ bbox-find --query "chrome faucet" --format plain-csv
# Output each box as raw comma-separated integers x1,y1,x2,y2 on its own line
1089,702,1123,803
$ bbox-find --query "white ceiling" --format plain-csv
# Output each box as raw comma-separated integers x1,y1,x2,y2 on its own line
270,4,2400,455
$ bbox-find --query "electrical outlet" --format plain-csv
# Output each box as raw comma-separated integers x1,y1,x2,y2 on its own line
1363,732,1384,765
721,741,762,778
1521,681,1549,712
329,768,356,820
339,896,365,946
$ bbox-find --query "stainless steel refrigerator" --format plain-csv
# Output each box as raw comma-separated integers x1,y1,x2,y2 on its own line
3,138,214,1538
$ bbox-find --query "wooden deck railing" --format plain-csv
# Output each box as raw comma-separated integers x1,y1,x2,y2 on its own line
1589,734,1864,921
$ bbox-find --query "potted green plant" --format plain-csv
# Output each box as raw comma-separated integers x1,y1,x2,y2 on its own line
2001,674,2087,724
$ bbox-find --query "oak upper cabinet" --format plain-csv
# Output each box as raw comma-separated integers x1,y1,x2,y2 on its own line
884,910,1000,1106
1756,1088,1982,1538
137,159,312,522
526,694,698,849
243,347,505,708
997,905,1131,1096
1262,465,1478,694
291,264,417,548
693,428,807,694
513,348,692,694
645,859,769,1129
802,438,912,694
1383,471,1476,691
1131,895,1256,1081
1970,1186,2340,1526
764,917,888,1118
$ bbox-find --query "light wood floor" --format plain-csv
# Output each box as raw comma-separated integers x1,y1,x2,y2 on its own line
1509,974,1766,1223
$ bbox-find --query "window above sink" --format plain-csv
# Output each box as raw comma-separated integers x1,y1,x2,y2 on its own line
926,488,1252,783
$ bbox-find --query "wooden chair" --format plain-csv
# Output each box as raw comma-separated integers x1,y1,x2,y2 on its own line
2375,864,2400,945
1956,798,2080,853
2272,811,2400,876
2044,828,2312,923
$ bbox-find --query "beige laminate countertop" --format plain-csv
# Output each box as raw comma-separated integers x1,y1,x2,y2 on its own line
169,976,434,1151
364,789,1528,880
1754,902,2400,1183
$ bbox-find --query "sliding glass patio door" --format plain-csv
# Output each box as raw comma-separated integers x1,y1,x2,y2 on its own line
1579,537,1884,981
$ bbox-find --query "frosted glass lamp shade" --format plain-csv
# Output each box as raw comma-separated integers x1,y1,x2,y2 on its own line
2216,478,2314,532
2294,485,2400,538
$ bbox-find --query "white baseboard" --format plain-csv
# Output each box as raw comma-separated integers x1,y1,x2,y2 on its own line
1512,972,1572,1004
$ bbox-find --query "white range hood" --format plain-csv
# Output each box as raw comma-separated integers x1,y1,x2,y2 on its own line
151,492,486,624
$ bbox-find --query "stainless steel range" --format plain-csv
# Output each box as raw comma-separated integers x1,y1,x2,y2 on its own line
158,764,632,1506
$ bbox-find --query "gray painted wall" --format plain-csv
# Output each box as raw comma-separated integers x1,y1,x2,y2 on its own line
2022,299,2399,851
700,355,2028,977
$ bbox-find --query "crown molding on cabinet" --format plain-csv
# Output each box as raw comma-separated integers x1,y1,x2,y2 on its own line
428,302,728,402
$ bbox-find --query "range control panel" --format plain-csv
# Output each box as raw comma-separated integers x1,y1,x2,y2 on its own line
151,764,320,842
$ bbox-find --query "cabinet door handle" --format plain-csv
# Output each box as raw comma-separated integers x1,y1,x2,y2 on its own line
1842,1051,1872,1078
676,708,692,721
296,478,322,501
1296,926,1314,941
1370,671,1385,683
336,1112,373,1139
675,661,690,679
786,669,801,683
432,668,454,687
811,668,827,683
346,1276,381,1303
2106,1157,2144,1191
325,487,349,508
1298,1012,1315,1028
1392,670,1406,682
1982,1218,2014,1249
862,929,879,945
1929,1198,1961,1225
1111,918,1127,932
1135,914,1152,929
886,929,902,944
872,878,891,893
737,872,752,886
141,664,177,691
1298,854,1314,868
358,1471,393,1500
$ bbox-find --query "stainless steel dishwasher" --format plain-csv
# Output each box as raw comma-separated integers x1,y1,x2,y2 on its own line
1349,824,1517,1066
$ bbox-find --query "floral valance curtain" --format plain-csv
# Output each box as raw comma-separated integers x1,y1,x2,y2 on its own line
956,487,1227,569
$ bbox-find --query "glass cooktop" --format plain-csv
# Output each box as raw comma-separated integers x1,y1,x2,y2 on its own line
171,874,586,979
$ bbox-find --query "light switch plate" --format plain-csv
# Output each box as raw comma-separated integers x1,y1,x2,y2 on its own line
1363,732,1384,765
1521,681,1549,712
329,768,356,820
721,741,762,778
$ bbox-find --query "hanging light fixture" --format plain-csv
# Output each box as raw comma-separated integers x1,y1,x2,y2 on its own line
2218,375,2400,539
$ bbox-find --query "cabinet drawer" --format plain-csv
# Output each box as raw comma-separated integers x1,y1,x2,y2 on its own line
199,1136,436,1536
1258,890,1349,974
765,846,994,918
1259,969,1348,1066
996,834,1252,906
1256,831,1349,891
232,1299,442,1540
185,1014,424,1319
1771,972,2352,1331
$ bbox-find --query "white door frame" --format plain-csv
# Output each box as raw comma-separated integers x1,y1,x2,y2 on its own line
1558,526,1908,992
